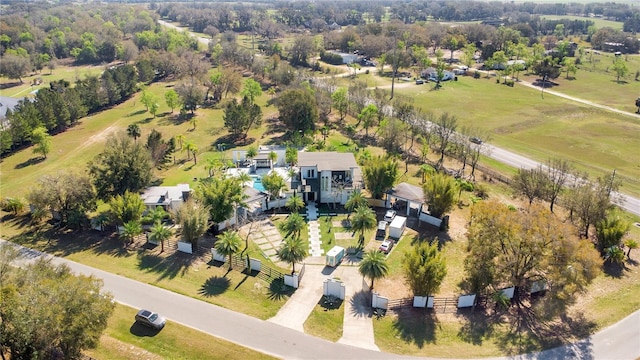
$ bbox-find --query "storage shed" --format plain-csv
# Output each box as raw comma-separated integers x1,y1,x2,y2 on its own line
326,246,345,267
389,216,407,239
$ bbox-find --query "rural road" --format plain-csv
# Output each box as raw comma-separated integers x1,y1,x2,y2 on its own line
4,239,640,360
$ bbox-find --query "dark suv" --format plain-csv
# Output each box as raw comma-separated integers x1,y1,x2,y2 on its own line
135,309,166,330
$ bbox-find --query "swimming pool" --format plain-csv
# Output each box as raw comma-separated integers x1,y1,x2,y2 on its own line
251,175,266,192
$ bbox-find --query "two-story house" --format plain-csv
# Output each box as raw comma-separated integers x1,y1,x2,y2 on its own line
297,152,363,205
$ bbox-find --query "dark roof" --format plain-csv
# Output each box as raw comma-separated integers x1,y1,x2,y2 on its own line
244,186,266,203
387,182,424,204
298,152,358,171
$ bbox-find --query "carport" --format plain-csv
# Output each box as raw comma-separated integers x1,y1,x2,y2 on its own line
385,182,425,218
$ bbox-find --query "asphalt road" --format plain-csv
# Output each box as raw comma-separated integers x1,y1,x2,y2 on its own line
4,240,639,360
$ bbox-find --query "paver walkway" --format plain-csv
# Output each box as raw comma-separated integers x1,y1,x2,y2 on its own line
306,203,323,257
240,218,283,263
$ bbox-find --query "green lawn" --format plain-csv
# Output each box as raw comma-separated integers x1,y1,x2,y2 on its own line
303,296,345,342
540,15,624,30
85,303,276,360
6,225,292,320
0,64,104,98
395,76,640,197
520,53,640,113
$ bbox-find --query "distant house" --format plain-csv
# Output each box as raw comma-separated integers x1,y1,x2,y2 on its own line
328,22,341,31
421,68,455,81
140,184,191,211
296,152,363,204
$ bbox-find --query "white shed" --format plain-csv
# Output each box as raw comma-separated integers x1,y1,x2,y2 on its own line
389,216,407,239
326,246,345,267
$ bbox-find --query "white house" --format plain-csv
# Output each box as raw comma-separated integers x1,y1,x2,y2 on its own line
297,152,362,205
140,184,191,211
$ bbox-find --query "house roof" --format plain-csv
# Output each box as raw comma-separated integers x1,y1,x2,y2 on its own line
141,184,190,205
387,182,424,204
298,152,358,171
243,186,266,203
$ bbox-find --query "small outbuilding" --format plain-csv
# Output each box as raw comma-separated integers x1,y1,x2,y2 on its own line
326,246,345,267
389,216,407,239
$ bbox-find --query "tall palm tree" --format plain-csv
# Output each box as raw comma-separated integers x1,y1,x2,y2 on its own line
359,250,389,290
215,230,243,272
121,220,142,247
190,144,199,165
246,146,257,162
183,140,194,160
351,205,377,248
150,221,173,253
235,171,252,187
286,194,305,213
127,124,141,142
344,190,368,218
278,235,307,274
262,172,286,211
281,213,305,240
205,157,222,177
268,151,278,169
175,134,185,150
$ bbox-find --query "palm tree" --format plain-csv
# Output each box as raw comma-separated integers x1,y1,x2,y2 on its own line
183,140,194,160
190,116,198,130
344,190,367,218
235,172,252,187
419,164,435,184
351,205,377,248
150,221,173,253
359,250,389,290
215,230,243,272
205,157,222,177
604,245,625,265
144,206,167,225
121,220,142,247
625,239,638,258
281,213,306,240
190,144,199,165
278,235,307,274
127,124,141,142
176,134,185,150
286,194,305,213
262,172,286,211
268,151,278,169
246,146,257,163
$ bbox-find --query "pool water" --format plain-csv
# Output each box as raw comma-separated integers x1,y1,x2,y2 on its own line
252,176,266,192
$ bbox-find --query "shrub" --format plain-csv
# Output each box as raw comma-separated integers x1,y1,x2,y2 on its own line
474,184,489,199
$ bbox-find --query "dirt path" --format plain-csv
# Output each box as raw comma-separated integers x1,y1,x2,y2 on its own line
517,80,640,119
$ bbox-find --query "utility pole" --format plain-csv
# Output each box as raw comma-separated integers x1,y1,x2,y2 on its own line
390,31,398,100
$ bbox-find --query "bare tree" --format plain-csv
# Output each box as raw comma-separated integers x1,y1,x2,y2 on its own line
433,113,458,171
545,158,572,213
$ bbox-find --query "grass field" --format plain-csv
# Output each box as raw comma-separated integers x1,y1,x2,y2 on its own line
395,75,640,197
521,53,640,112
540,15,624,30
86,303,275,360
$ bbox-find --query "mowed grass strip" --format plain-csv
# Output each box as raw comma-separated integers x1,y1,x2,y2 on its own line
85,303,276,360
303,296,345,342
395,76,640,197
7,227,292,320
